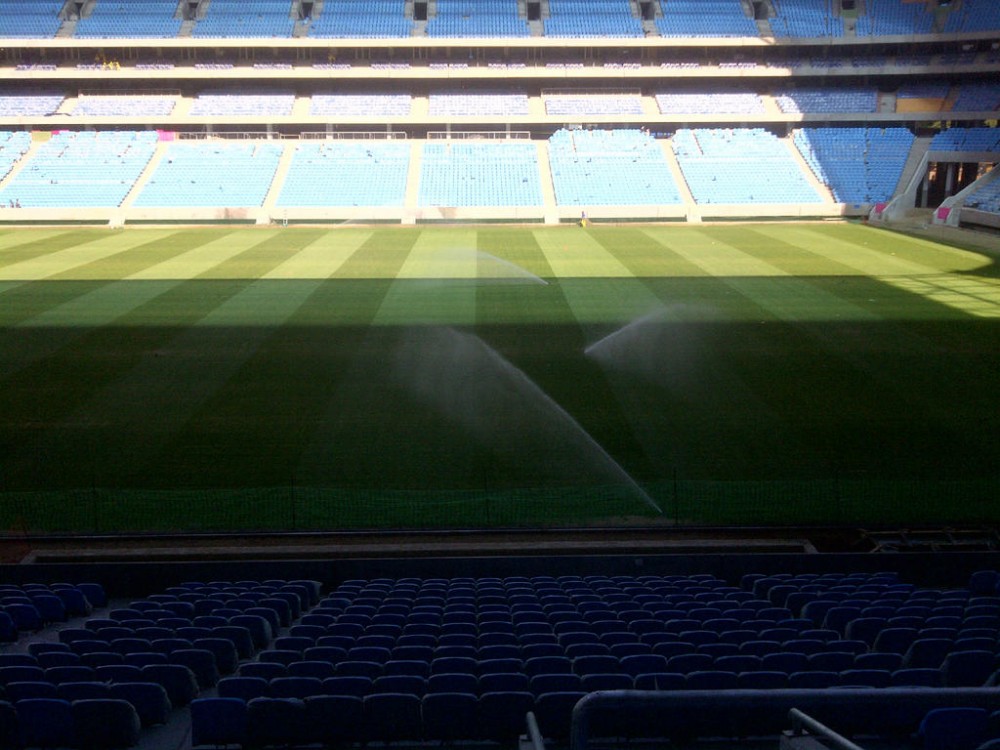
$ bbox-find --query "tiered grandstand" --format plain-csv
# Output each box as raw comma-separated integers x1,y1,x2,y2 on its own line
0,5,1000,750
0,0,994,227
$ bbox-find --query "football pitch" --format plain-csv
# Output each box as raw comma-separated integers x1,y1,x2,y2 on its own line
1,221,998,534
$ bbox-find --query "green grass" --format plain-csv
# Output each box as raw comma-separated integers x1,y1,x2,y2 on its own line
1,222,998,533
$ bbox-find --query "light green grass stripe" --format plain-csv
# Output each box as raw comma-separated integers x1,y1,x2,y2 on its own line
651,228,889,323
0,230,167,282
371,230,478,327
659,227,795,278
394,228,478,279
47,231,351,480
692,225,861,276
0,228,83,253
533,228,637,279
774,225,977,276
261,229,372,280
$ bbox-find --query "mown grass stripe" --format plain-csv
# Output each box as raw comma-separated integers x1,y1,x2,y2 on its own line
533,227,637,279
370,229,478,327
0,229,106,267
0,230,169,282
129,230,375,493
0,230,274,382
776,224,977,277
1,230,331,490
294,229,430,490
0,229,227,327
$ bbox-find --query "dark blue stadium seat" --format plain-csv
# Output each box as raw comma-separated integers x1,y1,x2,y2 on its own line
191,697,247,748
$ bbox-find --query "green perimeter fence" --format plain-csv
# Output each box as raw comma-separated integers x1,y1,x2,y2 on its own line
2,477,999,535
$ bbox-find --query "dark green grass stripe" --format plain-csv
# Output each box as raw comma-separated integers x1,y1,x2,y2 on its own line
592,226,710,277
142,231,414,493
472,230,663,518
701,225,862,276
0,229,112,270
0,230,329,491
0,229,230,327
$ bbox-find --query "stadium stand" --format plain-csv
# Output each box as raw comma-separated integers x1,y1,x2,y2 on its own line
655,90,766,115
544,93,645,116
857,0,935,37
133,140,283,208
775,86,878,114
794,127,915,206
427,0,529,38
673,128,824,204
0,0,62,37
544,0,644,38
547,128,682,206
192,0,295,38
942,0,1000,33
189,91,296,117
277,141,410,207
309,93,412,117
70,96,177,117
770,0,844,38
0,131,157,208
950,83,1000,112
418,141,542,207
0,130,30,180
74,0,182,38
655,0,757,37
0,91,64,116
964,178,1000,214
929,128,1000,153
306,0,412,38
427,92,531,117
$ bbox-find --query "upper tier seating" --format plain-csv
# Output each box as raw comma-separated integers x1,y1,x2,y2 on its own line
656,0,758,37
192,0,295,38
942,0,1000,33
776,87,878,114
950,83,1000,112
276,141,410,207
0,130,31,183
307,0,412,38
930,128,1000,153
896,82,950,100
547,128,682,206
74,0,181,38
418,141,542,207
70,96,177,117
0,92,64,116
544,94,645,116
427,0,529,37
309,94,412,117
793,127,914,206
0,0,62,37
655,90,765,115
189,91,296,117
673,128,824,204
857,0,934,36
544,0,644,38
428,92,531,117
0,131,156,208
770,0,844,38
133,141,283,208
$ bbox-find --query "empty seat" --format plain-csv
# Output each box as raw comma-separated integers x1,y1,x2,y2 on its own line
72,699,141,750
191,697,247,748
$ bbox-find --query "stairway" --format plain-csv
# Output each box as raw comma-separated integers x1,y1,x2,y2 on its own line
118,140,171,210
659,139,697,219
784,135,836,203
534,141,558,224
260,141,298,221
403,140,423,223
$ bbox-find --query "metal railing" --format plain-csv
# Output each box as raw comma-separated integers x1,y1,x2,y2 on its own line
787,709,867,750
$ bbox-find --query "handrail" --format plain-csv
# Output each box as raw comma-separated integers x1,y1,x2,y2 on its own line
787,708,868,750
526,711,546,750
